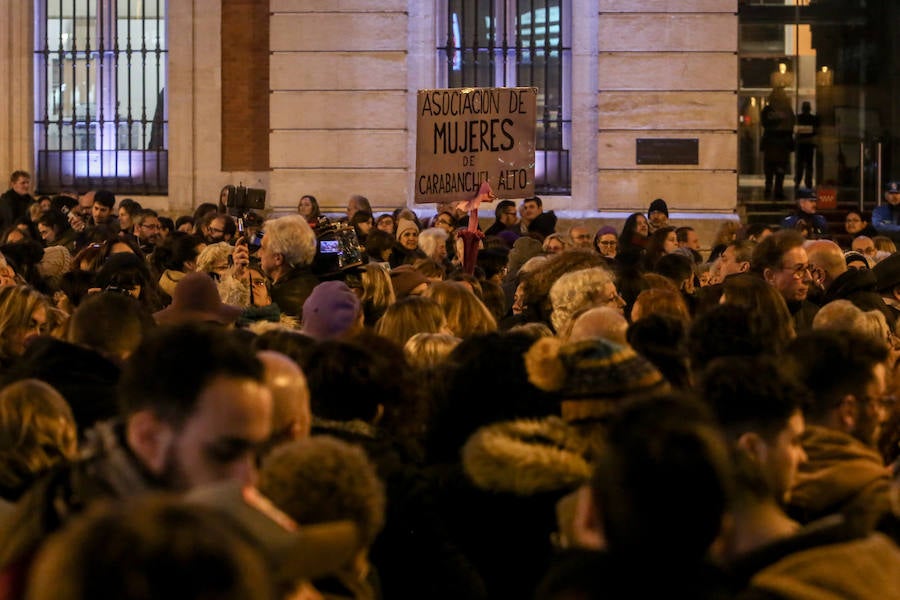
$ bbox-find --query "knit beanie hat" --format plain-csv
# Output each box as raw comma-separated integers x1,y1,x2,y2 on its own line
525,337,669,424
395,218,419,241
301,280,361,340
596,226,617,238
648,198,669,217
844,250,871,269
37,245,72,279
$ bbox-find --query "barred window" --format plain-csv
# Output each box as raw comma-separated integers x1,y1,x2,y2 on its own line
438,0,571,195
34,0,167,194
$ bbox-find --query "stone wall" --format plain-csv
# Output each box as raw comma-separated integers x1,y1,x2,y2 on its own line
596,0,738,216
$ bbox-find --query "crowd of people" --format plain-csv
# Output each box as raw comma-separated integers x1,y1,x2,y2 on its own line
1,167,900,598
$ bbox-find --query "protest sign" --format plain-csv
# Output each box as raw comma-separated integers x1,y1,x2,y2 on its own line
415,87,536,203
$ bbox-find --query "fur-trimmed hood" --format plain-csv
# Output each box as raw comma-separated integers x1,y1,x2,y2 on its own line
461,416,592,496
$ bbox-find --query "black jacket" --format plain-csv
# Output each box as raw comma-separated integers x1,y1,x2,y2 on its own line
270,264,320,319
823,268,895,328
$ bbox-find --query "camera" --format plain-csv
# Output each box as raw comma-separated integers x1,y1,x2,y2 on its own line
224,185,266,216
248,229,264,251
312,217,364,277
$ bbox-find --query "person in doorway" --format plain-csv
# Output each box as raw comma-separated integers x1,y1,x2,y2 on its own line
794,101,819,190
760,88,796,200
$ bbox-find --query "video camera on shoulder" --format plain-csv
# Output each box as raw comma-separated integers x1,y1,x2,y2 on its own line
312,217,364,277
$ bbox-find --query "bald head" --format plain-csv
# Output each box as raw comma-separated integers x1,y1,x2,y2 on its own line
567,306,629,346
805,239,845,286
257,350,311,446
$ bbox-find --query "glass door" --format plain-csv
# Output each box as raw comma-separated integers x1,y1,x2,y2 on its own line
738,0,900,211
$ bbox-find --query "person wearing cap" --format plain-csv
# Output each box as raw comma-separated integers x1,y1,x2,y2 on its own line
0,323,274,593
300,280,363,341
781,188,827,239
390,218,426,268
259,214,320,319
872,181,900,236
593,226,618,260
647,198,669,234
153,271,244,326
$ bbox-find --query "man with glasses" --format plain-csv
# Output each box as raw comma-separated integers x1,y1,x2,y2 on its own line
752,229,819,333
568,224,593,250
133,208,162,255
0,324,273,594
484,200,519,237
805,239,892,328
67,190,97,233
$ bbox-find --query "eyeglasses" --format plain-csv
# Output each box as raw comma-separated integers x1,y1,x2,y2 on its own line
208,226,225,234
780,263,813,280
140,223,161,231
598,241,617,247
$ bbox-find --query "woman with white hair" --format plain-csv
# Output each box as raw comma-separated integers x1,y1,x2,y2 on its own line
549,267,625,334
417,227,449,263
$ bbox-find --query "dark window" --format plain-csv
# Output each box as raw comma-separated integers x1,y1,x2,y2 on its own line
438,0,571,194
34,0,167,194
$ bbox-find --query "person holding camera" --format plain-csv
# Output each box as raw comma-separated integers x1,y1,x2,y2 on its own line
258,215,320,319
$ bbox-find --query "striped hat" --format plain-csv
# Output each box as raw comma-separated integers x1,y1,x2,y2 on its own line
525,337,669,424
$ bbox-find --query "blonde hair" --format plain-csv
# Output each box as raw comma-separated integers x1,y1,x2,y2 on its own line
0,379,77,498
195,242,231,274
423,281,497,338
360,263,396,322
873,235,897,254
404,332,461,371
375,296,448,347
0,285,52,362
542,233,570,253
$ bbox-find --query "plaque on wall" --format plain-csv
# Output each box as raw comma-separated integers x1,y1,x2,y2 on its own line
636,138,699,165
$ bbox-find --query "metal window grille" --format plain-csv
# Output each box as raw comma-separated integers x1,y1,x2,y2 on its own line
438,0,572,195
34,0,168,195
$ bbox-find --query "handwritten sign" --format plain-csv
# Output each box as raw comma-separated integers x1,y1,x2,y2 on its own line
415,87,536,204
